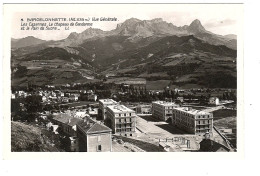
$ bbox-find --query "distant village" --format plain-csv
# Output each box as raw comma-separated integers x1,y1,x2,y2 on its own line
11,83,236,152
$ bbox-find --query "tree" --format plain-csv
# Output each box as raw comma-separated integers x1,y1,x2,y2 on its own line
14,65,28,78
222,93,226,100
25,95,42,113
11,99,20,113
23,95,43,122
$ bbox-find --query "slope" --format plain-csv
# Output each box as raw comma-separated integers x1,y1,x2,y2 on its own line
11,121,63,152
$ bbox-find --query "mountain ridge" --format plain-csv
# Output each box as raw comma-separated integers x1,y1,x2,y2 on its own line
12,18,237,50
11,18,237,88
11,36,47,49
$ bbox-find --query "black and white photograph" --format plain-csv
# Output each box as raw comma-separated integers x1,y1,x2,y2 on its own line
3,3,243,154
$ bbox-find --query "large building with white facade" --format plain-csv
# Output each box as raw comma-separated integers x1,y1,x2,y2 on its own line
152,101,179,121
98,99,118,120
172,107,213,135
106,105,136,137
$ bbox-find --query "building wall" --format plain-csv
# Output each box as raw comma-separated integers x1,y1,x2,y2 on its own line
136,106,151,114
172,109,213,135
194,114,213,135
53,120,76,136
77,128,88,152
152,103,178,121
77,126,112,152
87,132,112,152
107,109,136,137
70,138,79,152
99,100,118,120
172,111,195,134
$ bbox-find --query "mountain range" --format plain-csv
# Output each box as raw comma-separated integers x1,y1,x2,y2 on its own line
11,18,237,88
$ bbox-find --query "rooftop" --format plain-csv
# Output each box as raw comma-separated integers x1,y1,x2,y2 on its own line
200,139,230,152
107,105,135,113
152,101,178,106
52,113,83,126
99,99,118,105
77,118,111,134
173,107,211,115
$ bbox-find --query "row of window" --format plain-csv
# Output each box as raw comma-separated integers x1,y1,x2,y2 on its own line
196,129,210,133
116,128,132,132
116,118,133,123
175,118,194,128
116,124,132,128
196,115,211,119
174,115,194,123
114,113,133,117
173,111,212,119
196,125,210,130
197,120,211,125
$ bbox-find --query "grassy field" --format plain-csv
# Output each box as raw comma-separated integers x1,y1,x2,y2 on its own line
212,109,237,148
213,109,237,120
105,77,146,85
214,116,237,148
214,116,237,130
146,80,171,90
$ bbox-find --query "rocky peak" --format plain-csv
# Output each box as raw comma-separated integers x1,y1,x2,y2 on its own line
188,19,206,33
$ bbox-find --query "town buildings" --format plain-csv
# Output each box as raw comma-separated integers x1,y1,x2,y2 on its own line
106,105,136,137
135,104,152,114
152,101,179,121
176,97,184,103
172,107,213,135
52,113,112,152
209,97,220,105
86,90,97,101
88,94,97,101
77,118,112,152
52,113,83,136
99,99,118,120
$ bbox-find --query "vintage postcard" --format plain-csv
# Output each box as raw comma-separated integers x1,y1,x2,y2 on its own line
3,3,244,159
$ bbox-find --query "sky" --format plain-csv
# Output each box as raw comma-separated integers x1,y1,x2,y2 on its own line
9,4,242,40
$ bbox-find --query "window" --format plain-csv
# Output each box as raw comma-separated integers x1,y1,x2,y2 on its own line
97,145,102,151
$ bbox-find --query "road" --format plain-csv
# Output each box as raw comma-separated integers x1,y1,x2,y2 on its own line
202,105,225,113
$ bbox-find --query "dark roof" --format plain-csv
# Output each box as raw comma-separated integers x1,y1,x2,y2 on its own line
53,113,83,127
199,139,230,152
68,118,83,126
53,113,71,123
77,118,111,134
